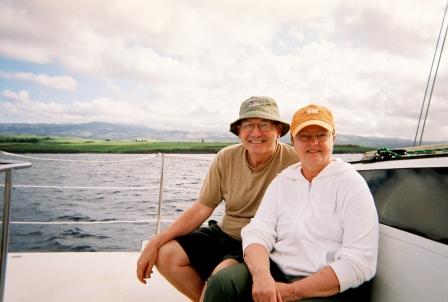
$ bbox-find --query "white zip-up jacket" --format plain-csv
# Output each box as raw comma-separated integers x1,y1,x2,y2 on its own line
241,158,379,292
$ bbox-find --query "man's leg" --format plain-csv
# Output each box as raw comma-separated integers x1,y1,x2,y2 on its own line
156,240,204,301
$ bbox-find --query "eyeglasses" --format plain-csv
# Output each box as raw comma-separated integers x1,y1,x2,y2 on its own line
239,121,275,132
296,132,332,143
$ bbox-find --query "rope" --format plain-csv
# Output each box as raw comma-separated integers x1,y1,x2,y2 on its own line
414,0,448,146
1,150,215,163
0,150,158,163
0,219,217,226
0,184,200,192
3,219,175,225
418,1,448,145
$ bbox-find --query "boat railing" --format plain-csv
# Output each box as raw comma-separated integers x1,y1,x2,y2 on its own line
0,151,216,300
0,151,213,232
0,159,32,302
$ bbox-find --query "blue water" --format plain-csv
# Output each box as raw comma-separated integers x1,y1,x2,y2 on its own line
1,153,361,252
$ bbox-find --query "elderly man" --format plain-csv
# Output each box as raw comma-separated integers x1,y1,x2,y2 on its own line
136,96,298,301
204,104,379,302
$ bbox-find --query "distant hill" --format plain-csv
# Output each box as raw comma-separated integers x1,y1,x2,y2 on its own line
332,133,421,149
0,122,440,148
0,122,237,142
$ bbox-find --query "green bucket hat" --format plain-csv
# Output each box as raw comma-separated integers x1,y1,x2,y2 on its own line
229,96,290,137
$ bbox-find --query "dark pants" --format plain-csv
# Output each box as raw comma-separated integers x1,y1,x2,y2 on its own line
204,262,372,302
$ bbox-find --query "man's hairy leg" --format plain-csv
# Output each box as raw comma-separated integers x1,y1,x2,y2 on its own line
156,240,204,301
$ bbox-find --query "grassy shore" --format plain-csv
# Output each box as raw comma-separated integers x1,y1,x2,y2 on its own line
0,134,375,154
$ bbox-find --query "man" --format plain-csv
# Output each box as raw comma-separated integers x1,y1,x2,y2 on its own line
136,96,298,301
204,104,379,302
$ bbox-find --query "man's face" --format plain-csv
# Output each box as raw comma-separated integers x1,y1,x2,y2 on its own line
292,125,335,172
238,118,281,157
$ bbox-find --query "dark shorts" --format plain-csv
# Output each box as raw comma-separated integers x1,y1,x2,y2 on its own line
175,220,243,281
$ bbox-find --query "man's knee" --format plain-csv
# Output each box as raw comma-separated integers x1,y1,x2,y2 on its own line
204,263,252,302
156,240,189,272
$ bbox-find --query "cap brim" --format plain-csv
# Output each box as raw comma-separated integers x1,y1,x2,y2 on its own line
230,117,290,137
291,120,334,136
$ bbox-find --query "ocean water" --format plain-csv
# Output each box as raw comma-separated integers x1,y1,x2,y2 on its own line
1,153,362,252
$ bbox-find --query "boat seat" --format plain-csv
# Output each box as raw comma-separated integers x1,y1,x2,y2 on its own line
360,167,448,301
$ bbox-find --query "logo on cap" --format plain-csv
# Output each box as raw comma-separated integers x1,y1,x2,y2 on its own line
305,108,319,115
247,99,267,107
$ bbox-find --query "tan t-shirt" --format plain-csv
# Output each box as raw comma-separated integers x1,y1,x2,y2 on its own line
199,142,299,240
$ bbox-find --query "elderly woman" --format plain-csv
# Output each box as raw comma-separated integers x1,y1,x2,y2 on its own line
204,104,379,302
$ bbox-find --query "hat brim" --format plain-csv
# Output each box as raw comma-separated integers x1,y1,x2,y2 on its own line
230,115,290,137
291,120,334,137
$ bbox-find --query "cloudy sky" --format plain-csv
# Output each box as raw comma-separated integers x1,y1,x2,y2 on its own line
1,0,447,142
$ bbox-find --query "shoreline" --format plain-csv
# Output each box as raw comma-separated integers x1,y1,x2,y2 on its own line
0,135,375,154
0,145,374,154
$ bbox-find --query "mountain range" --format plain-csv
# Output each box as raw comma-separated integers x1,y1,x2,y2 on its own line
0,121,436,149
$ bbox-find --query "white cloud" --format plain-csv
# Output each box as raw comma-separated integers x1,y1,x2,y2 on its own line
0,71,78,90
0,92,131,124
2,89,30,102
0,0,447,141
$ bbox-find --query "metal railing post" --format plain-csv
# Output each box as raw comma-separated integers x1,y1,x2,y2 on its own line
0,169,13,302
156,153,165,235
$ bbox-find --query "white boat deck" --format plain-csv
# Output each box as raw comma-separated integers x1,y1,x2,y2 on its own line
4,252,188,302
4,226,448,301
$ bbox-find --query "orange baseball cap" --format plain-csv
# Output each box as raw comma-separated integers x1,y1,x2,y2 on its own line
290,104,335,136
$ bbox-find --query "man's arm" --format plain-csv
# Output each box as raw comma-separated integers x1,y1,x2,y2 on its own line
136,201,214,283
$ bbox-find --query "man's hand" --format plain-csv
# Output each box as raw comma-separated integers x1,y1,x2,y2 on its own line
136,240,159,284
135,202,213,285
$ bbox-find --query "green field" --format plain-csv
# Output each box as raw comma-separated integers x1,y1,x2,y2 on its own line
0,134,375,154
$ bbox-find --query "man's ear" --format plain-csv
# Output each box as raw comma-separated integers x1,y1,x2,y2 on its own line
276,124,283,138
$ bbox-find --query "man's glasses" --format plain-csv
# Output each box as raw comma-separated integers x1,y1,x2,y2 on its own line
240,121,275,132
296,132,332,143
